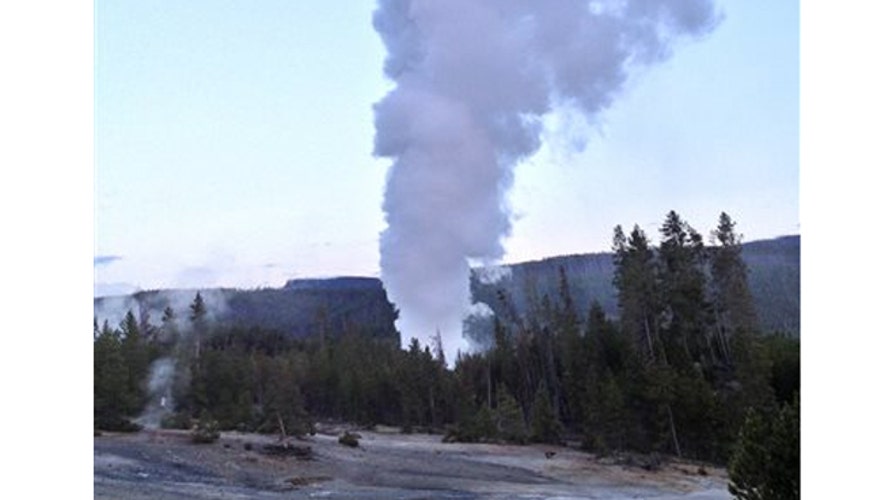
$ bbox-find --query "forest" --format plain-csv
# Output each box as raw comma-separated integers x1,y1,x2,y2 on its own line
95,211,799,499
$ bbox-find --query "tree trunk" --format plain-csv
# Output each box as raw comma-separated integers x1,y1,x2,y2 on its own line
428,386,436,427
487,361,493,409
642,315,655,360
666,403,682,458
277,411,287,443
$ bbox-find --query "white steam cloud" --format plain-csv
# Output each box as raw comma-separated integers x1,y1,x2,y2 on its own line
137,358,176,429
372,0,720,365
475,264,513,286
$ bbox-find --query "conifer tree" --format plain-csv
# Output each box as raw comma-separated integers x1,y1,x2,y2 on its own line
582,370,627,453
657,210,710,368
119,310,150,414
728,395,799,500
159,306,178,346
613,224,663,363
190,292,208,359
710,212,758,365
495,384,527,444
94,323,132,430
188,293,209,415
530,382,563,444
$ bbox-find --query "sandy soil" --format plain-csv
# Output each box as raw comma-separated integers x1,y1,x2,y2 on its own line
94,425,732,499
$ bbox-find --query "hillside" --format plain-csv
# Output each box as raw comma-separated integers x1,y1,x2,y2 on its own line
94,278,399,343
471,235,800,337
94,235,799,339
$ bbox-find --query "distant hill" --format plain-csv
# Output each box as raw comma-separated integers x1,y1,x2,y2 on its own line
94,278,399,342
94,235,799,340
470,235,800,337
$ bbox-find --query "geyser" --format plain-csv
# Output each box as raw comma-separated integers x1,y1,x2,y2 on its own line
372,0,720,365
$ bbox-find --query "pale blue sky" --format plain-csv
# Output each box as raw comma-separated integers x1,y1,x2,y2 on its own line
94,0,799,296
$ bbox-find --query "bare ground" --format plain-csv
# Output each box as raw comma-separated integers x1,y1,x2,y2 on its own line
94,425,732,499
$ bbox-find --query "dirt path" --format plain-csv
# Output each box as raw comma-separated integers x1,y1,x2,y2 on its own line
94,427,732,499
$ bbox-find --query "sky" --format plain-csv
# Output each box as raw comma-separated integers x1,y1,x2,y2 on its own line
94,0,799,296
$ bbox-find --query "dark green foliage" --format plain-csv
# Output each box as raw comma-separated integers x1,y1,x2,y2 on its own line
444,391,495,443
160,411,192,430
728,396,800,500
672,368,725,460
711,213,759,336
495,384,528,444
530,383,563,444
190,292,207,321
765,335,800,405
154,320,448,437
256,354,314,437
94,323,130,428
473,404,499,441
94,315,154,431
196,349,253,428
613,224,663,363
581,371,627,454
191,411,221,444
94,415,142,433
468,236,799,338
96,281,401,345
657,210,712,370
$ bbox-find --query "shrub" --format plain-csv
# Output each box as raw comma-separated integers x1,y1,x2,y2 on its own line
160,411,192,430
338,431,360,448
530,384,564,445
95,414,142,433
728,395,799,500
191,413,221,444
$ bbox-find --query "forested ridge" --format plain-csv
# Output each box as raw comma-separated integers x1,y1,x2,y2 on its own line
94,236,799,341
470,234,799,339
95,211,799,499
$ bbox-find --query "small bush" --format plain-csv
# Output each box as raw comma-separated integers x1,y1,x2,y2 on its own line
338,431,360,448
95,414,142,433
581,434,608,456
160,411,192,430
191,413,221,444
728,396,799,500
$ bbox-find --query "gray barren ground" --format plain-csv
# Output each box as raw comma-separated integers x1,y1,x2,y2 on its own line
94,427,732,499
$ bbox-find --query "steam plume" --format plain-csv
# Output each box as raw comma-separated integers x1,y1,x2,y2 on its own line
372,0,719,364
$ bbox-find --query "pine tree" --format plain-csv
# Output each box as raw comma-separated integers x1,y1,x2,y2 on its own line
657,210,711,369
613,224,663,363
728,395,800,500
555,266,586,425
188,293,209,415
710,212,758,366
530,382,563,444
495,384,527,444
582,370,627,454
94,324,134,430
120,310,150,414
190,292,208,359
159,306,178,346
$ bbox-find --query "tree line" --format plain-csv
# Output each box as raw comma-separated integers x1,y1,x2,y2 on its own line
94,211,798,498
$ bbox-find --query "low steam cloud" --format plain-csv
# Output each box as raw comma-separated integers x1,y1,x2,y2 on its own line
94,289,229,426
372,0,720,364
